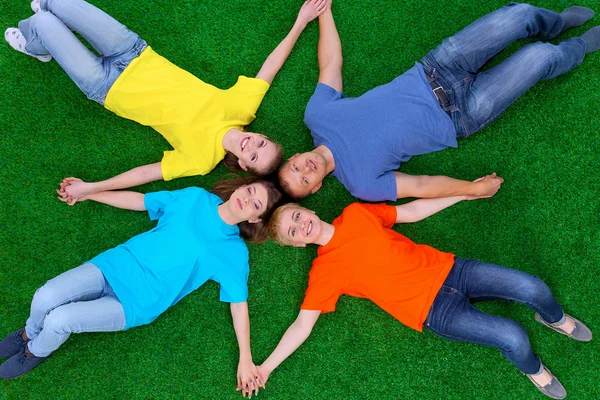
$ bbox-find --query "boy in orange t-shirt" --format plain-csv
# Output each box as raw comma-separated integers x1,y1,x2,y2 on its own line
259,195,592,399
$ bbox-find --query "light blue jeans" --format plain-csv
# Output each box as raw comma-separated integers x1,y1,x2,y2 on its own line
421,3,587,137
18,0,146,104
25,263,125,357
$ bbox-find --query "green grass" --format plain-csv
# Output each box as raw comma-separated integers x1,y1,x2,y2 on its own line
1,0,599,399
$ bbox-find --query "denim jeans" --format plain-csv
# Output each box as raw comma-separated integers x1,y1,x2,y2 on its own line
18,0,147,104
25,263,126,357
421,3,587,137
424,258,565,375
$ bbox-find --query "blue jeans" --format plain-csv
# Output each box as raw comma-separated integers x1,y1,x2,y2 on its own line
18,0,146,104
424,258,565,375
25,263,126,357
421,3,587,137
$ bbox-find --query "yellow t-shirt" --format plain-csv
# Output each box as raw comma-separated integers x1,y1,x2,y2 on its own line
104,47,270,181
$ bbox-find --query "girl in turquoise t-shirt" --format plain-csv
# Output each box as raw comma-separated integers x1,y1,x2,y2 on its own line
0,176,281,397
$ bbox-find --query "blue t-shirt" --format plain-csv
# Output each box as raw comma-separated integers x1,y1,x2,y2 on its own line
304,63,457,202
91,187,249,329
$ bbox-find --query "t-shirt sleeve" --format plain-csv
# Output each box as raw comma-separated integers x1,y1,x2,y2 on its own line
350,171,397,202
144,190,184,220
234,76,270,119
358,203,397,228
300,264,342,314
218,265,249,303
161,149,212,181
304,83,343,127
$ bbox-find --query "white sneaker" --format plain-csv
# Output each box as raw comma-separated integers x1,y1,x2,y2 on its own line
31,0,41,13
4,28,52,62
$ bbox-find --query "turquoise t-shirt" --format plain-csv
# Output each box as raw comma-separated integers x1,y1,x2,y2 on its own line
91,187,249,329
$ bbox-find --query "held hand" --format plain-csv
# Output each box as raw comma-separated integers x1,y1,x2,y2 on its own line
256,365,271,387
296,0,329,26
469,173,504,199
56,177,93,206
235,359,261,398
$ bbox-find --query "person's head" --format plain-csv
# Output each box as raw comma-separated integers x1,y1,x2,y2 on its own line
278,151,329,200
223,132,284,176
212,175,284,243
268,203,323,247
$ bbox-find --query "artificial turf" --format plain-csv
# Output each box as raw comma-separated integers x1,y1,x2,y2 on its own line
0,0,599,399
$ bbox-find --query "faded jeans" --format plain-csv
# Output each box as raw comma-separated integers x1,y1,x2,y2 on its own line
18,0,146,104
25,263,125,357
421,3,587,137
424,258,565,375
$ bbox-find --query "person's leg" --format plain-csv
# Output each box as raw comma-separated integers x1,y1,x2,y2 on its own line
40,0,140,58
422,3,592,82
14,11,107,100
25,263,113,341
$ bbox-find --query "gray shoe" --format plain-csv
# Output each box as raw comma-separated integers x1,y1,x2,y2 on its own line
0,329,28,359
526,365,567,399
535,313,593,342
0,347,47,379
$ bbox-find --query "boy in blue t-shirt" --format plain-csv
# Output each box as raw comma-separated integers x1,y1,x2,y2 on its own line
278,3,599,202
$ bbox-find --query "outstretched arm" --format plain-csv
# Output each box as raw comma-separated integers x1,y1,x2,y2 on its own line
256,0,328,85
58,162,163,205
394,172,503,200
230,302,261,398
395,176,498,223
57,189,146,211
257,309,321,385
317,4,343,91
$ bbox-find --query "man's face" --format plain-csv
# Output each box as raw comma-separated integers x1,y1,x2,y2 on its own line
236,133,279,174
279,152,328,199
275,206,323,247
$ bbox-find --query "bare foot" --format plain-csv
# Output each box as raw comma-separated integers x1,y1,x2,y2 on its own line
529,368,553,387
556,316,575,334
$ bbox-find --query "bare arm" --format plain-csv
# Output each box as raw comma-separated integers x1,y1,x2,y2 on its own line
256,0,328,85
257,309,321,385
59,190,146,211
394,172,503,200
395,196,465,223
59,162,163,205
230,302,260,398
317,5,343,91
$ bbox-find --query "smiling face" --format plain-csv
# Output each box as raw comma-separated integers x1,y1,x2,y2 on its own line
272,205,323,247
236,133,280,174
278,152,328,199
227,182,270,223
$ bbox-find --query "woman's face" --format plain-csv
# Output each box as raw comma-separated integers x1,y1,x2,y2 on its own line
227,182,270,223
235,133,279,174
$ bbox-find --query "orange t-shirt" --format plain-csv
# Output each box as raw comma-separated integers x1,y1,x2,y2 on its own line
300,203,455,332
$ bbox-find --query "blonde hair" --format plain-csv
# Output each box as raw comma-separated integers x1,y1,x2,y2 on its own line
268,203,302,245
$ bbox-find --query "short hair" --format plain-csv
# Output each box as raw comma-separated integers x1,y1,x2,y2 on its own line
222,140,284,176
268,203,302,246
277,162,309,201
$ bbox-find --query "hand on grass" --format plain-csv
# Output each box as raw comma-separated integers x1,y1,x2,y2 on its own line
256,364,271,386
56,177,92,206
236,359,262,398
296,0,329,27
466,173,504,200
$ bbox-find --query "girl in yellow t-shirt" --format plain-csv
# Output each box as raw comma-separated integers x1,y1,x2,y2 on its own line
4,0,330,204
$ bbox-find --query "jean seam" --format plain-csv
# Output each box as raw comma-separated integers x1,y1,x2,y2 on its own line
469,292,558,322
41,289,103,314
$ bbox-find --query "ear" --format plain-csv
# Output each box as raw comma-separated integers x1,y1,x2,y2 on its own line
310,181,323,194
237,159,248,171
288,153,300,161
293,243,306,248
248,218,262,224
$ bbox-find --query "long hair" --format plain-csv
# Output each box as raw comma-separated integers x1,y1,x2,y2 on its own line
212,175,284,243
222,140,284,176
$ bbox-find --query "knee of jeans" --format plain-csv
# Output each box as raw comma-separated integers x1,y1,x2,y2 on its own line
43,307,73,335
29,11,60,35
521,276,554,305
500,321,531,355
522,42,560,69
31,284,64,314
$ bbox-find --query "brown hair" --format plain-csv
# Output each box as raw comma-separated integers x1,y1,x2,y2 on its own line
277,163,309,201
212,174,284,243
222,140,284,176
267,203,301,246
